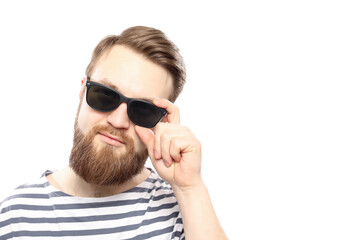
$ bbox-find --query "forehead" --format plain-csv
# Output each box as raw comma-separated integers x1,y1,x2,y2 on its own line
91,45,173,100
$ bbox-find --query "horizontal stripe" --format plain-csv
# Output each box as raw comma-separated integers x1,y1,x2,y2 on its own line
0,202,178,227
0,169,183,240
1,193,175,214
176,217,183,225
125,186,172,193
145,177,166,184
1,192,61,202
125,225,174,240
3,212,179,238
2,185,170,203
15,182,50,189
171,230,185,239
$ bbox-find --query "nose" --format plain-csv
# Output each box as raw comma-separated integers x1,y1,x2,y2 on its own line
106,102,131,129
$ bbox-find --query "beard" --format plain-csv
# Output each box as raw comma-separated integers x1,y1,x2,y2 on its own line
69,118,148,186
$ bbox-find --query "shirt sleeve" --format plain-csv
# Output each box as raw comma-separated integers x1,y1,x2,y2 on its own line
171,211,186,240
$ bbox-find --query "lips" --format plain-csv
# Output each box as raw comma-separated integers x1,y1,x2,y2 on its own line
98,132,125,147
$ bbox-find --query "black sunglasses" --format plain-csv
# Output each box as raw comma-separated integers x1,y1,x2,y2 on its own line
85,77,167,128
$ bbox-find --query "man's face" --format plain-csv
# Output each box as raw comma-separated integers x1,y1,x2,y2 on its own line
70,45,173,185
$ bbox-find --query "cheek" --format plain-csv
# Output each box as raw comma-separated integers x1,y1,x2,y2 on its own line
77,102,104,133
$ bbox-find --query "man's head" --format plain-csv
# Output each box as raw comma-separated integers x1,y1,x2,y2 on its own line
69,26,186,186
85,26,186,102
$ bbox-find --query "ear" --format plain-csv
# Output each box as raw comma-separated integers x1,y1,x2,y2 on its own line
79,77,86,100
81,77,86,86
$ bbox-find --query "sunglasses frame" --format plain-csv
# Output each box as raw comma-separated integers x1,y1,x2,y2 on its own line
85,77,167,128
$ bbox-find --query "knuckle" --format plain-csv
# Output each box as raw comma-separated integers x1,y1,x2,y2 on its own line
170,138,179,149
160,131,171,142
161,150,171,162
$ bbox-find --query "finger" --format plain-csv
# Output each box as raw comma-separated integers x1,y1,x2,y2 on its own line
134,126,155,159
135,126,170,171
153,123,181,161
153,98,180,124
159,130,173,167
152,122,164,160
169,137,182,162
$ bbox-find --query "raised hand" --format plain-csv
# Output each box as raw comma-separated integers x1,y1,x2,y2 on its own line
135,98,202,190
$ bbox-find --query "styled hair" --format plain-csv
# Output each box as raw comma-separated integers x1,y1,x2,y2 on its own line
85,26,186,102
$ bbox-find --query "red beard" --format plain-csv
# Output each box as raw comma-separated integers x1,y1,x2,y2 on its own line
69,121,148,186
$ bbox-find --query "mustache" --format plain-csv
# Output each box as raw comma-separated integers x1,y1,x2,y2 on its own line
87,125,132,145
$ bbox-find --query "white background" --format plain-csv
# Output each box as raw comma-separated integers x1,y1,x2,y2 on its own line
0,1,359,239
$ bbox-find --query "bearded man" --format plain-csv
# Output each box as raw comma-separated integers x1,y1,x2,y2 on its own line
0,26,227,239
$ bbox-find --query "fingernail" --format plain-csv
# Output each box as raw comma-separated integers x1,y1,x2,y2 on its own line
164,160,170,167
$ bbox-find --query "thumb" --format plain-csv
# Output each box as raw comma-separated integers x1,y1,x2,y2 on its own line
135,126,155,159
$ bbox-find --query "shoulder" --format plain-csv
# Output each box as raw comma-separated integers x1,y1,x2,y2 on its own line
0,171,52,214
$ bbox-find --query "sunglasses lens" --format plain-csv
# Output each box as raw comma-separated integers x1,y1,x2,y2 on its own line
128,101,165,128
86,80,165,128
87,85,120,112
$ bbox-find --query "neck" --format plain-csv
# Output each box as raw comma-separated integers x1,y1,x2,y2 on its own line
47,166,151,198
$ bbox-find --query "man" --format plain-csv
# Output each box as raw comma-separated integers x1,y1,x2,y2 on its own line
0,26,227,239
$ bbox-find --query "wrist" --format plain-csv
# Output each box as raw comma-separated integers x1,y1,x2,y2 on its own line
170,178,228,239
171,177,207,198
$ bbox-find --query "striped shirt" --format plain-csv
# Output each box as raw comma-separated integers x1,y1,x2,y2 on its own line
0,169,185,239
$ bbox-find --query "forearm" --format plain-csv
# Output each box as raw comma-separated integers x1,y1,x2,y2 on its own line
173,180,228,240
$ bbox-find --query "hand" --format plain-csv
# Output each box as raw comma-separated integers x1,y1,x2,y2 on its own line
135,99,202,190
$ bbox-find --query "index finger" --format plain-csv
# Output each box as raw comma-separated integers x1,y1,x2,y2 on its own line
153,98,180,125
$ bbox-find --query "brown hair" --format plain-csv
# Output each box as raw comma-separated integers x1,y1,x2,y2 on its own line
85,26,186,102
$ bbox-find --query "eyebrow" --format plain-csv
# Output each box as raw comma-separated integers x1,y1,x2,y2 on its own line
94,78,154,102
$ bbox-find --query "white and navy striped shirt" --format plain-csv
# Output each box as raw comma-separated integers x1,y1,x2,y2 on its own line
0,169,185,239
